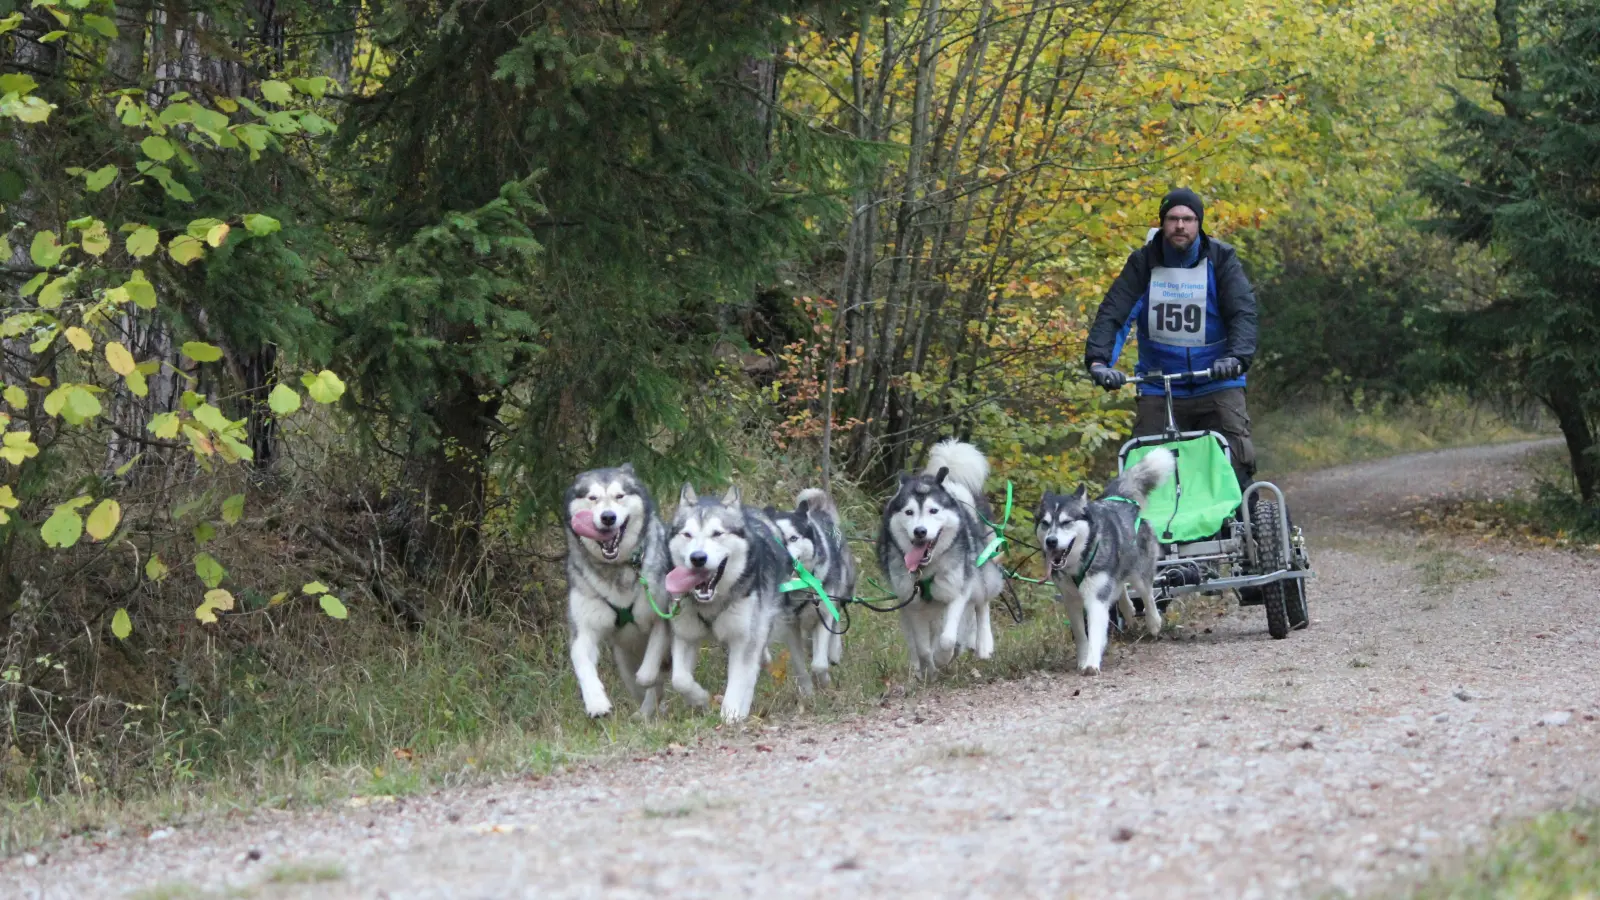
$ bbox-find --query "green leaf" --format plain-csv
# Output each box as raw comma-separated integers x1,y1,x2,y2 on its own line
125,368,148,397
81,13,117,38
260,80,293,104
289,76,333,99
319,595,348,620
0,73,34,95
29,231,63,268
185,218,225,240
3,385,25,409
267,383,301,416
82,164,116,192
37,277,68,309
139,135,175,161
145,555,168,581
301,581,329,595
242,214,281,236
193,552,226,589
85,499,120,541
125,270,157,309
63,387,102,424
181,341,223,363
111,608,131,640
6,94,54,122
148,412,180,439
168,234,204,265
221,493,244,525
193,521,215,543
126,226,159,258
190,106,230,136
38,30,66,43
302,370,346,404
20,273,47,298
40,502,84,548
115,453,141,477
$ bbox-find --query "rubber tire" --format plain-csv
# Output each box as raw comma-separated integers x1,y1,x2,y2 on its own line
1286,575,1310,631
1253,497,1290,640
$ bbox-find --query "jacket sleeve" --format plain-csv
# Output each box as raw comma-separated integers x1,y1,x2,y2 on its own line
1214,244,1258,369
1084,249,1148,369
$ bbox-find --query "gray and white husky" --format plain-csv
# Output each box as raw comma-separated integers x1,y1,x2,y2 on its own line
878,440,1006,679
564,464,672,718
769,489,856,693
1034,449,1175,676
641,484,788,723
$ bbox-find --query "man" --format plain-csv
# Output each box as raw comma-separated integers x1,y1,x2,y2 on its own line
1084,187,1259,486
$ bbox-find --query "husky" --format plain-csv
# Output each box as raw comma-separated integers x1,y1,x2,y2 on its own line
878,440,1006,679
1034,449,1176,676
564,464,672,718
642,484,788,723
769,489,857,694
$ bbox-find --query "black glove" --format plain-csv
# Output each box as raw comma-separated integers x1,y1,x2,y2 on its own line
1089,363,1127,391
1210,356,1243,380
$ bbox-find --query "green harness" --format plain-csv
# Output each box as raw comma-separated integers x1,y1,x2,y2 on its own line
777,541,843,624
1068,495,1142,588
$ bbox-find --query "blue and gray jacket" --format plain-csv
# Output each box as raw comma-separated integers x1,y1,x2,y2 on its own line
1083,233,1259,398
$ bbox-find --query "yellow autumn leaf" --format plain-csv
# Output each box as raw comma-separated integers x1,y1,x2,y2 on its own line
105,342,136,376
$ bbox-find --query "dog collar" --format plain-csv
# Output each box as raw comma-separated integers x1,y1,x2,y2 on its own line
1071,538,1099,588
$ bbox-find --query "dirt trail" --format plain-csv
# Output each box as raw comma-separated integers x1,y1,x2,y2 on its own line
8,439,1600,899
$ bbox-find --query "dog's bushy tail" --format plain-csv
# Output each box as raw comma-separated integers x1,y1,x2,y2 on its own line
795,487,837,518
925,439,989,496
1119,448,1175,508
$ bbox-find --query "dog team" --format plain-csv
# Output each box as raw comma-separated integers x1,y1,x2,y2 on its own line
565,439,1176,723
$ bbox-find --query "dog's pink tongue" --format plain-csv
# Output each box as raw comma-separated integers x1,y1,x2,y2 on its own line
570,510,608,542
904,544,929,572
665,566,708,595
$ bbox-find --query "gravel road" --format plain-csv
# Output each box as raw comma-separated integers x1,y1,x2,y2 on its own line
7,439,1599,899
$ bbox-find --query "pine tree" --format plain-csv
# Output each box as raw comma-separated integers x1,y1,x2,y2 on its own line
1418,0,1600,503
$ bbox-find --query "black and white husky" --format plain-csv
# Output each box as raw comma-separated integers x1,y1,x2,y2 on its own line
643,484,788,723
564,464,672,718
878,440,1006,679
1034,449,1175,676
769,489,856,693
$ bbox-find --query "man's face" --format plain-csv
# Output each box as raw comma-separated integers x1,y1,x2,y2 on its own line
1161,205,1199,251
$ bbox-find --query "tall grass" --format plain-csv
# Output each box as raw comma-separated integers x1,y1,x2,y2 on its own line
1405,809,1600,898
1254,392,1543,475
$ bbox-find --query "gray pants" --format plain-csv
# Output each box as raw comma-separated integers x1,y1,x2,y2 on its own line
1133,387,1255,488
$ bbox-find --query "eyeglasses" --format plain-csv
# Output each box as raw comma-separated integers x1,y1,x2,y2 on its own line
1163,214,1198,225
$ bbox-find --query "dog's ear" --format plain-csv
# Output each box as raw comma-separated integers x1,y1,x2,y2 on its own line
795,498,810,517
721,484,742,507
1073,485,1088,502
619,462,635,475
934,466,949,485
898,473,913,487
679,482,698,506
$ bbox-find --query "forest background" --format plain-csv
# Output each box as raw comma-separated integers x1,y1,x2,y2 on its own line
1,0,1596,836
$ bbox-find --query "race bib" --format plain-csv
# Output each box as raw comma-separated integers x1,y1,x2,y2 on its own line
1146,264,1209,347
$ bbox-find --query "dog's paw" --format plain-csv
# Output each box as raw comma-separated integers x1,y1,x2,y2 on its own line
675,683,711,709
635,668,659,688
1078,665,1101,677
812,668,833,689
584,699,614,718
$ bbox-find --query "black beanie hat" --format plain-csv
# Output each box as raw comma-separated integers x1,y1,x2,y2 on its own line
1159,187,1205,229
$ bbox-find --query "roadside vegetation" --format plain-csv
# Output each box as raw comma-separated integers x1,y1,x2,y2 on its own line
3,0,1599,861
